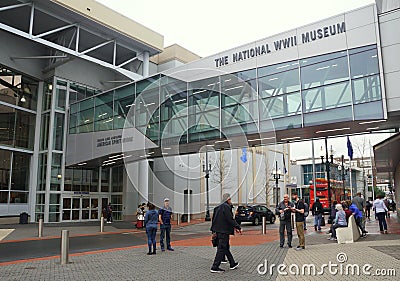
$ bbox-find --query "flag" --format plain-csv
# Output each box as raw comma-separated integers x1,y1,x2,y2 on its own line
283,154,287,174
240,148,247,163
347,136,353,160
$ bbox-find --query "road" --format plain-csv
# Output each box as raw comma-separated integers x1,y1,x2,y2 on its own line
0,221,273,263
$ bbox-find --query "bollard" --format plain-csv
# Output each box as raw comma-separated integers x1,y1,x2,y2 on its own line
38,218,43,238
60,230,70,265
100,216,104,232
262,216,267,235
177,214,180,226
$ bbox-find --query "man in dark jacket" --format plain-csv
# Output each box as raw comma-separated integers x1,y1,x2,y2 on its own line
210,193,241,273
276,194,294,248
311,198,323,231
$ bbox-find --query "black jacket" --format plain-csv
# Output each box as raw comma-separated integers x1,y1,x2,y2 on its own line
311,201,323,215
211,202,241,235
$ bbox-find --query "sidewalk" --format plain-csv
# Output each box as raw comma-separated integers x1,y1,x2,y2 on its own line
0,214,398,280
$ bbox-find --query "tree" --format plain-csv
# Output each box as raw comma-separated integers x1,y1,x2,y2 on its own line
210,151,236,198
352,137,369,197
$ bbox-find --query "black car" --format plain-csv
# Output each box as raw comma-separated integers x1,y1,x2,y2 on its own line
235,205,276,225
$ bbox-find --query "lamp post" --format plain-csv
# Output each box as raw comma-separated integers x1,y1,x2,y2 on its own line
202,148,212,221
272,161,282,207
320,138,334,211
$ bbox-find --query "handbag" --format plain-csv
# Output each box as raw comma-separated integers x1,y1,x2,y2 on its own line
211,233,218,247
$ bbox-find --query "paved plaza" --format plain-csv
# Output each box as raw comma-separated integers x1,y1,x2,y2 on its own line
0,214,399,280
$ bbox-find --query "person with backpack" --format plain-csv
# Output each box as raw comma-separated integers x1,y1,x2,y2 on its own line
365,200,372,221
292,192,306,250
311,198,323,232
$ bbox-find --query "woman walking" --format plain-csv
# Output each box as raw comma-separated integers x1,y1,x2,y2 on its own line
373,195,388,234
144,202,159,254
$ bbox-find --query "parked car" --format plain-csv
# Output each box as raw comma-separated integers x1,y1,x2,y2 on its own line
235,205,276,225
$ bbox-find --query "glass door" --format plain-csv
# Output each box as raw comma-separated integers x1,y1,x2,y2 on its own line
62,196,99,221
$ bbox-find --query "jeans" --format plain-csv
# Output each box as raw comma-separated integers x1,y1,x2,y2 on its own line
160,224,171,249
212,233,235,269
314,214,322,230
331,223,347,238
376,212,388,231
295,222,305,247
146,226,157,252
355,216,366,234
279,220,292,246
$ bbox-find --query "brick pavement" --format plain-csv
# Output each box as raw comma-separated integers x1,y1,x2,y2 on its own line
0,214,398,280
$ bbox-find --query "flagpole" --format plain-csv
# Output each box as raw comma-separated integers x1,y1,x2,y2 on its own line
311,139,317,205
349,158,353,199
369,140,375,200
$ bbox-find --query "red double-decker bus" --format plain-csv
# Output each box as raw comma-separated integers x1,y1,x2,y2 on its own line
309,178,345,212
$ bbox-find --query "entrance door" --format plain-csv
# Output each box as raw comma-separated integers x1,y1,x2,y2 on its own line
62,196,100,221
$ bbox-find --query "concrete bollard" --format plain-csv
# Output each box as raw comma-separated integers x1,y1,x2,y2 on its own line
60,230,70,265
100,216,104,232
38,218,43,238
262,217,267,235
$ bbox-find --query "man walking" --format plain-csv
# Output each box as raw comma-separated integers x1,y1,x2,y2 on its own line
276,194,294,248
292,192,305,250
210,193,241,273
352,192,367,230
311,197,323,231
159,198,174,251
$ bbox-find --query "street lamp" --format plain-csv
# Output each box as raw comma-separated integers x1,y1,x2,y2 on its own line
202,148,212,221
320,138,334,211
272,161,282,207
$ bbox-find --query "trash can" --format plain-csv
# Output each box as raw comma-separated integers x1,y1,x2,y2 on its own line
19,212,29,224
181,214,188,223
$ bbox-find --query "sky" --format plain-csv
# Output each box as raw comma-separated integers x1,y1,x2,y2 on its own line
96,0,375,57
95,0,390,159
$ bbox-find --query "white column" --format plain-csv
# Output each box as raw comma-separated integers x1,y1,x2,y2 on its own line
29,81,44,222
138,160,149,203
142,51,150,78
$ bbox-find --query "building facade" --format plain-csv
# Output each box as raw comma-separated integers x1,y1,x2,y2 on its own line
1,0,400,222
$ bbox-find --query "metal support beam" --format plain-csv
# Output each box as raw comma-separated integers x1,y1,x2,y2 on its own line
11,55,68,60
80,40,114,55
29,3,34,36
117,56,138,68
0,3,30,12
33,24,76,39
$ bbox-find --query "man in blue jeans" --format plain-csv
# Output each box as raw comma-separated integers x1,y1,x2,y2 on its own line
159,198,174,251
311,197,323,232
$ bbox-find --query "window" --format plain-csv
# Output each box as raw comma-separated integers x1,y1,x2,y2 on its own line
0,66,38,110
55,80,67,110
113,85,135,129
11,152,30,192
94,92,114,131
111,166,123,193
53,113,64,150
301,53,349,90
349,47,379,79
258,69,299,98
302,81,351,113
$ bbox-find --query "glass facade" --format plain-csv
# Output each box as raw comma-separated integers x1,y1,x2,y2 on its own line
0,65,37,207
69,45,384,142
36,77,102,222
